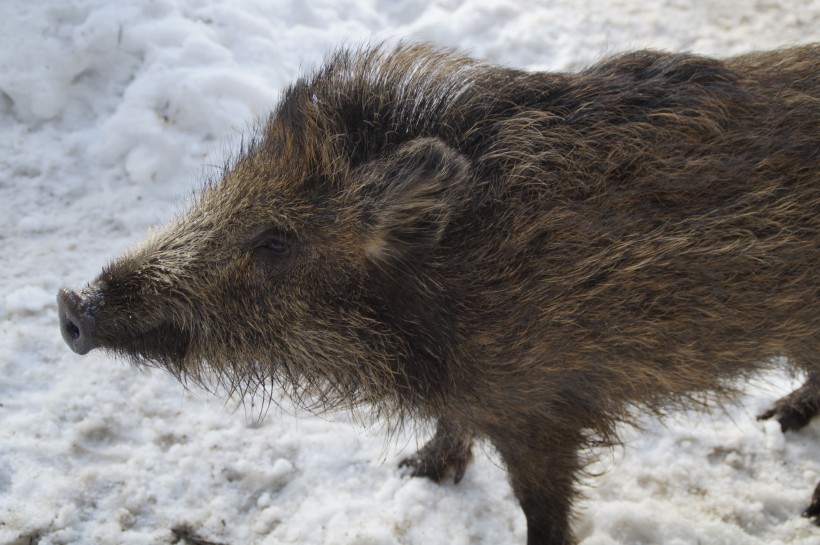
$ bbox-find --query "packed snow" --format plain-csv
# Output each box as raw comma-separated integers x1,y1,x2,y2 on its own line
1,1,818,544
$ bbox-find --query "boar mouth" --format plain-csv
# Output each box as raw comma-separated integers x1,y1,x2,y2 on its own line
109,323,191,369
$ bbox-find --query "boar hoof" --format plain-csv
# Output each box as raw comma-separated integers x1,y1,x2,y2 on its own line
803,481,820,525
399,442,472,484
758,379,820,433
758,404,814,432
400,418,474,484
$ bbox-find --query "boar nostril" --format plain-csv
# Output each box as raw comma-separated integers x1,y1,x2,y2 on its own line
62,316,80,341
57,288,99,355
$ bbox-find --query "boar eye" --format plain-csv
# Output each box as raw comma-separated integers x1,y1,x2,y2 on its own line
256,237,291,256
250,229,293,261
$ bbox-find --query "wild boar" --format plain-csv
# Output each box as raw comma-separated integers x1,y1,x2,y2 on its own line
58,43,819,544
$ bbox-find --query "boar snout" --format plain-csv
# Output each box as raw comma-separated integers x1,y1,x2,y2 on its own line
57,288,100,355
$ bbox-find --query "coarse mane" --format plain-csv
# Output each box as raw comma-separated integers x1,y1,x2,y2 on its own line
277,43,487,162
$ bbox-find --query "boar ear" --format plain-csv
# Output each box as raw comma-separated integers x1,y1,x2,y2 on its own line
359,137,470,260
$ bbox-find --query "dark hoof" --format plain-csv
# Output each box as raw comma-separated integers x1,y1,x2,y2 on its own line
757,405,814,432
399,418,474,484
399,443,472,484
757,384,820,433
803,482,820,526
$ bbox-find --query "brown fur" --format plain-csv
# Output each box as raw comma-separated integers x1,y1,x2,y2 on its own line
57,43,820,544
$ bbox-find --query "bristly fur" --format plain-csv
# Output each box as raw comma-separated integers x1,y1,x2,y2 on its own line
66,42,818,544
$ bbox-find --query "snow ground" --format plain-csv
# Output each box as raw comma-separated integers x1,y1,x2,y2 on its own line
0,1,818,544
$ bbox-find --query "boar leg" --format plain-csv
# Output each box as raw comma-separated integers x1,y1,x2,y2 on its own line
758,372,820,432
805,480,820,525
495,432,581,545
399,417,473,484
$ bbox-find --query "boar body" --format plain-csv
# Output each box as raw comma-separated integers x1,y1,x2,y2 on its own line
58,44,820,544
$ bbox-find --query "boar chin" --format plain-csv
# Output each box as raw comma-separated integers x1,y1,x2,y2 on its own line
108,323,191,372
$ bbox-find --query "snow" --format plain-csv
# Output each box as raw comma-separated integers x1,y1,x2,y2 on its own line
1,1,818,544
